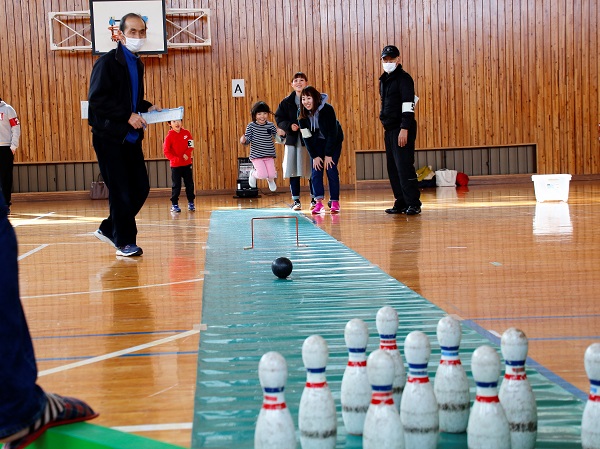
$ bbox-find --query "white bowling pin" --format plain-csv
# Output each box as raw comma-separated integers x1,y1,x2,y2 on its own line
341,318,371,435
363,349,405,449
255,351,297,449
376,306,407,411
434,316,470,433
499,328,537,449
298,335,337,449
400,330,439,449
467,345,510,449
582,343,600,449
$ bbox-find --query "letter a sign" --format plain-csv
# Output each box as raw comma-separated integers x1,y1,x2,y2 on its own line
232,79,245,97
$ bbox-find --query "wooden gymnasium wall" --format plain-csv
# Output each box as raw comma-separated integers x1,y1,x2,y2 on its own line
1,0,598,194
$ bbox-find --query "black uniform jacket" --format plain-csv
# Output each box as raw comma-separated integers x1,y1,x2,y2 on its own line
379,64,416,132
88,42,152,143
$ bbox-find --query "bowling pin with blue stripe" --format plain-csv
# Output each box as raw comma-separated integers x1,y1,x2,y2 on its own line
298,335,337,449
498,328,537,449
341,318,371,435
255,351,296,449
582,343,600,449
467,345,510,449
376,306,406,411
400,330,439,449
433,316,470,433
363,349,405,449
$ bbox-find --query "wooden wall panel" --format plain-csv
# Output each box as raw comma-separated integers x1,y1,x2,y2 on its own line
1,0,599,194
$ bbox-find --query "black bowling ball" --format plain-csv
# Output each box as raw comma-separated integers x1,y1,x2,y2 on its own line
271,257,293,279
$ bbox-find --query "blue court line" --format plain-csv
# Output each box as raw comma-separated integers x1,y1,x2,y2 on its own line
473,313,600,321
32,330,189,340
38,350,198,363
462,319,587,402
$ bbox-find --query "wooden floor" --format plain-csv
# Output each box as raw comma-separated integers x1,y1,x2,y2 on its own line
10,180,600,448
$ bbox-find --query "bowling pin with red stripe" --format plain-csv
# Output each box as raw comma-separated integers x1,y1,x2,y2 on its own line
433,316,470,433
363,349,405,449
467,345,510,449
341,318,371,435
255,351,296,449
298,335,337,449
498,328,537,449
400,330,439,449
582,343,600,449
376,306,406,411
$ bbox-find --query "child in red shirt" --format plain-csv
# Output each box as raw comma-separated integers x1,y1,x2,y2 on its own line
163,120,196,212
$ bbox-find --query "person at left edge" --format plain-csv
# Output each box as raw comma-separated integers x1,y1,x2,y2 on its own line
0,97,21,215
88,12,161,257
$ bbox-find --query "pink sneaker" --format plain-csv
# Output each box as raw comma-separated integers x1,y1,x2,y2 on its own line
312,202,324,214
330,201,340,214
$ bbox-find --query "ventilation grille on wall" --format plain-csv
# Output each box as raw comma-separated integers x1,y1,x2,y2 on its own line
12,160,171,193
356,145,536,181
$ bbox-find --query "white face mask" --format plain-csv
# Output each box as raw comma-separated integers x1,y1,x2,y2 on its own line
382,62,397,74
124,37,146,53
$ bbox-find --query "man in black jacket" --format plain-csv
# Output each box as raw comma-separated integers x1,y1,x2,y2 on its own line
88,13,160,257
379,45,421,215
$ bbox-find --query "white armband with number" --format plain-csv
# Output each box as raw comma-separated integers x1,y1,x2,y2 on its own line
402,102,415,113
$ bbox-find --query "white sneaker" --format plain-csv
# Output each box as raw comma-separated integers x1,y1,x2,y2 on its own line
94,229,116,248
248,170,257,188
267,178,277,192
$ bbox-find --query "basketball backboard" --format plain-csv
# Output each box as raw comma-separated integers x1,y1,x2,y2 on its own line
90,0,167,55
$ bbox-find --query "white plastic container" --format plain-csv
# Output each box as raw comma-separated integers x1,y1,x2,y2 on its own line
531,174,572,202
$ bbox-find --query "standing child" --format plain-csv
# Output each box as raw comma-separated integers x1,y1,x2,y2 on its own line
163,119,196,212
240,101,286,191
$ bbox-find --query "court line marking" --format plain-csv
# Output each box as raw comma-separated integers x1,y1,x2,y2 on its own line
38,329,200,377
22,278,203,300
12,212,56,227
18,244,49,261
462,319,587,401
112,422,193,432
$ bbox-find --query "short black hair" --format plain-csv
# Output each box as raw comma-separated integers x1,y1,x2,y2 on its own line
119,13,146,32
291,72,308,82
251,101,272,121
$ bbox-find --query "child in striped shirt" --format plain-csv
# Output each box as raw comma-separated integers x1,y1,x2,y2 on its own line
240,101,285,191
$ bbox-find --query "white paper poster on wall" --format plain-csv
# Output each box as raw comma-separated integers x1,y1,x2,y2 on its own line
89,0,167,55
232,79,245,97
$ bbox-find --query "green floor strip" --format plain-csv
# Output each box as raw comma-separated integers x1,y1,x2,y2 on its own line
193,209,585,448
28,423,184,449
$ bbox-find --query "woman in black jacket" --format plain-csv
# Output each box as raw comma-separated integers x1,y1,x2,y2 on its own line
298,86,343,214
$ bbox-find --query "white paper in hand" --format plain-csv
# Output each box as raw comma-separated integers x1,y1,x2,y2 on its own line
140,107,184,124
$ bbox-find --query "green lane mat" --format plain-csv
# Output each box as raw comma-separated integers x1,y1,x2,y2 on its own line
28,422,184,449
192,209,585,448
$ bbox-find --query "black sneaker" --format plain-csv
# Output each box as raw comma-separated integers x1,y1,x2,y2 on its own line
292,200,301,211
116,244,143,257
405,206,421,215
385,207,407,214
310,198,317,210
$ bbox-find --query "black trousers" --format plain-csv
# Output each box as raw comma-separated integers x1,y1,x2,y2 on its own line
92,135,150,247
0,146,14,206
384,124,421,209
170,164,196,205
